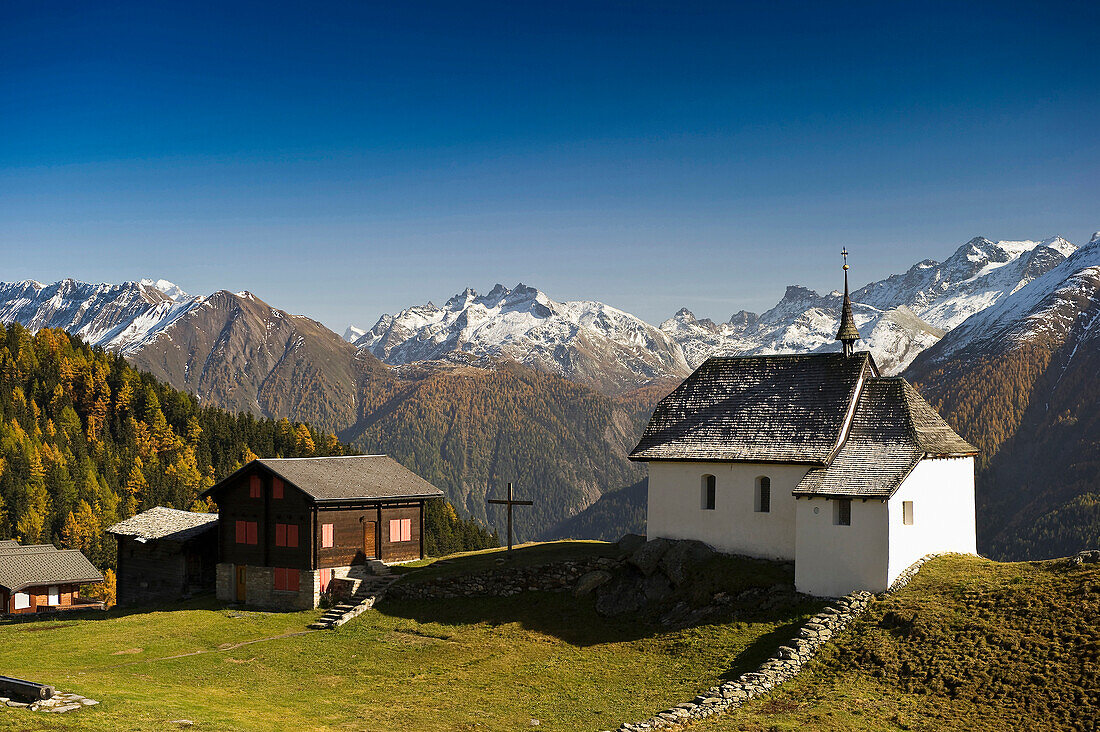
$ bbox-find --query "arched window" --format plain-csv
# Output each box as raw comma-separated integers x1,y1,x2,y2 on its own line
701,474,716,510
755,476,771,513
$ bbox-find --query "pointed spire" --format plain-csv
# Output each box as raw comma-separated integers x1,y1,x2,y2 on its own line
835,248,860,357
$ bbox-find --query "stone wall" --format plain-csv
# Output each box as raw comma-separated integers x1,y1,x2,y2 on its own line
214,563,318,610
387,557,617,601
603,551,953,731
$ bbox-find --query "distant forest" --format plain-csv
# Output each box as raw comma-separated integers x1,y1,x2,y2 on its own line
0,324,495,567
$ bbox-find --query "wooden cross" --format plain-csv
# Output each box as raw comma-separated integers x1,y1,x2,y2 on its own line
487,482,533,555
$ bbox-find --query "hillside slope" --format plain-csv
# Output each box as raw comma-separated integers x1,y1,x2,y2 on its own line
906,234,1100,559
700,555,1100,731
343,360,654,540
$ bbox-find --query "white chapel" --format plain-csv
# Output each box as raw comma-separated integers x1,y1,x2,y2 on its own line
629,256,978,596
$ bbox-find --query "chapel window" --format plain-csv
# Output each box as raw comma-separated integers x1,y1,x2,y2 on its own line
903,501,914,526
755,476,771,513
701,474,716,510
835,498,852,526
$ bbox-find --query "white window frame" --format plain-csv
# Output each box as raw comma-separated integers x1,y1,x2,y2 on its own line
902,501,914,526
47,586,60,605
14,592,30,610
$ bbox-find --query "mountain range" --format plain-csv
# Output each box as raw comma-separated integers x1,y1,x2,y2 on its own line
0,231,1096,555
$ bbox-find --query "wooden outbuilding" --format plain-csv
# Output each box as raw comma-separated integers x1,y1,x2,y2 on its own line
107,507,219,606
201,455,444,610
0,541,104,615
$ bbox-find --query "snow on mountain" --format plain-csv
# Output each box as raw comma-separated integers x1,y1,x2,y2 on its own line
0,278,203,353
662,235,1079,374
342,325,368,343
917,234,1100,365
350,283,691,392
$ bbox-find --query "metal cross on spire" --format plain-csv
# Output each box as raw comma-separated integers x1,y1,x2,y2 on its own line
835,247,860,356
487,482,533,556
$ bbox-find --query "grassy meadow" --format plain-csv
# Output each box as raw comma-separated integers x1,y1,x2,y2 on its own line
0,541,820,732
697,555,1100,731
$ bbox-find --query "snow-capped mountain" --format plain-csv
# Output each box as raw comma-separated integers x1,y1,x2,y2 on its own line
0,278,201,354
914,232,1100,367
348,283,691,393
662,235,1078,374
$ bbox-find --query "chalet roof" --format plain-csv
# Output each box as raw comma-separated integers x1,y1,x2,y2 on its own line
629,352,877,464
204,455,445,503
107,507,219,543
794,378,978,498
0,543,103,594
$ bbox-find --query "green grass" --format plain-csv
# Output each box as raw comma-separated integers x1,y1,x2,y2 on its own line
697,555,1100,731
0,542,819,732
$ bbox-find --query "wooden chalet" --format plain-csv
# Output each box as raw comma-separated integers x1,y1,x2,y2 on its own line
107,507,219,606
0,541,104,616
201,455,444,610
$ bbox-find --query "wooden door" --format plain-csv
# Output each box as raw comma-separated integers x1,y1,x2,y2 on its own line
363,521,377,560
235,566,247,602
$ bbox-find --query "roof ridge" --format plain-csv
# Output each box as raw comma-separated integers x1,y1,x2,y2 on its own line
259,454,386,461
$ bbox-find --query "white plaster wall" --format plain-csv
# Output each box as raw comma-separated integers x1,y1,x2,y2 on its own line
794,497,889,596
646,461,809,560
887,457,976,583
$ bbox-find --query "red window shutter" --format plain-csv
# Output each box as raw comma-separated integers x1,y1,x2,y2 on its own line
274,568,284,591
273,478,283,500
322,523,334,548
247,521,258,545
402,518,411,542
288,569,299,592
275,524,286,547
319,568,331,593
250,475,261,498
389,519,400,542
287,524,298,548
235,520,246,544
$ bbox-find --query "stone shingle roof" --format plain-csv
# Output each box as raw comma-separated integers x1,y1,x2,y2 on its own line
0,544,103,593
0,540,18,549
794,378,978,498
204,455,445,503
107,507,218,543
629,352,877,464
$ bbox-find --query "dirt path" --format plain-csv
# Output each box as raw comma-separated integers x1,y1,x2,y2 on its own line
96,630,319,668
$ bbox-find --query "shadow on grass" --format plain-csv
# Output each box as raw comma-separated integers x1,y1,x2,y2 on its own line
717,618,811,681
0,594,314,628
377,590,659,646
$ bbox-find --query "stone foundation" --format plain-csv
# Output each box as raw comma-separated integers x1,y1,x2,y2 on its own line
215,563,319,610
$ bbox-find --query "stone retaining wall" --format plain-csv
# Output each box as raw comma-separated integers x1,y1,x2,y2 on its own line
604,552,950,731
387,557,617,600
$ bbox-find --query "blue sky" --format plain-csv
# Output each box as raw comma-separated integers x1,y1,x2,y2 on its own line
2,1,1097,331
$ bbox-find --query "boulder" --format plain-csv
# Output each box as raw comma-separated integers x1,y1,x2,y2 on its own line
573,570,612,597
628,538,671,576
658,539,716,586
616,533,647,557
643,573,674,603
1072,550,1100,565
595,568,646,616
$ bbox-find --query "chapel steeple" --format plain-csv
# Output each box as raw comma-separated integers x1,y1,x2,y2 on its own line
835,248,860,357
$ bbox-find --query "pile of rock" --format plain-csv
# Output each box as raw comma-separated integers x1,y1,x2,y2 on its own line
387,557,617,601
3,691,98,714
1071,550,1099,565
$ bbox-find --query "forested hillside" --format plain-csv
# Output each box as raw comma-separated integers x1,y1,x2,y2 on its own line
344,362,666,541
0,324,493,567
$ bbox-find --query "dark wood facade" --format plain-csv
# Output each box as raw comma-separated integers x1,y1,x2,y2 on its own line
114,532,217,606
213,462,428,572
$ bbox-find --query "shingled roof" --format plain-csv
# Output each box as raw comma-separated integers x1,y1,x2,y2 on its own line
0,543,103,594
204,455,445,503
794,378,977,497
107,507,219,543
629,352,878,464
